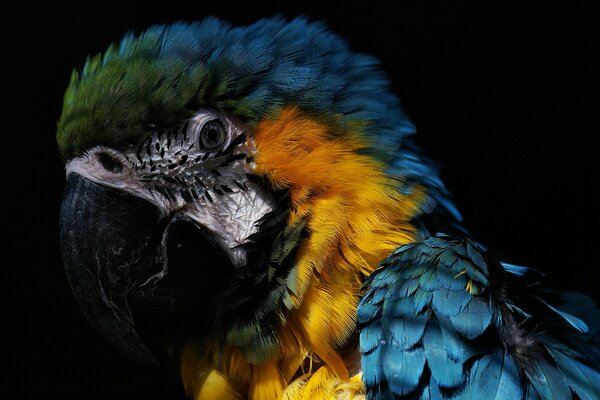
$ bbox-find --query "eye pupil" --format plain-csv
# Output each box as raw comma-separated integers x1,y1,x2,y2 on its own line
98,152,123,173
207,129,218,141
199,119,226,150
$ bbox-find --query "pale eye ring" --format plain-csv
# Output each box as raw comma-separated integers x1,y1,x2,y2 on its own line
199,119,226,151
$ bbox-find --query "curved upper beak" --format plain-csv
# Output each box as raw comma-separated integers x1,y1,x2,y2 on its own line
59,173,237,366
59,174,162,366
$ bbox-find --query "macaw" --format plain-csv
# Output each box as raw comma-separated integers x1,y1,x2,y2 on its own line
56,17,600,399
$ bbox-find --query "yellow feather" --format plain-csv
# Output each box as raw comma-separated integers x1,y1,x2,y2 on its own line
196,370,245,400
181,107,424,399
282,367,365,400
249,361,286,400
181,341,211,398
223,346,253,383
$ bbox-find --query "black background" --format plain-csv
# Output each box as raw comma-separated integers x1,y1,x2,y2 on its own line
5,1,599,398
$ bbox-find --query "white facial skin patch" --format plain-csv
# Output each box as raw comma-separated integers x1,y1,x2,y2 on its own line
65,109,276,267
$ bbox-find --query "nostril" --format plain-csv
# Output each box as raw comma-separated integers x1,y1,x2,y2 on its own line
98,152,124,173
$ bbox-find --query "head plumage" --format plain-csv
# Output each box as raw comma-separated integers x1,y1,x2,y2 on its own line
56,16,415,162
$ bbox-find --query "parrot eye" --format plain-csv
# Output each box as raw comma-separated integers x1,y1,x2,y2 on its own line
97,152,123,173
199,119,227,151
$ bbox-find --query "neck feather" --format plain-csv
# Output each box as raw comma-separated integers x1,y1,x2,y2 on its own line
181,107,427,399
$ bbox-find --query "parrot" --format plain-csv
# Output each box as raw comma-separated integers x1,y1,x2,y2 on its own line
56,16,600,400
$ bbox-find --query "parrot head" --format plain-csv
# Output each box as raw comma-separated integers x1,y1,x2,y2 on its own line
59,107,285,366
57,17,441,386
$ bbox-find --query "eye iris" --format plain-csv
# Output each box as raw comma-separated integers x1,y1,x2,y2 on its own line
200,120,226,150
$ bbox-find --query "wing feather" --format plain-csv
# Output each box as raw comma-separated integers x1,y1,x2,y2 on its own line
358,234,600,399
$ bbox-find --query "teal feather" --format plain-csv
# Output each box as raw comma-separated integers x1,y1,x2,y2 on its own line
536,297,589,333
447,297,493,340
466,351,522,399
548,347,600,400
388,315,428,349
358,234,600,399
526,360,571,400
431,287,471,316
431,266,466,291
437,315,478,363
559,292,600,338
501,262,530,276
57,16,423,185
419,268,442,291
362,347,385,387
360,320,383,353
526,384,543,400
55,15,600,400
423,318,465,388
383,344,426,396
389,290,432,318
357,301,381,324
393,278,420,298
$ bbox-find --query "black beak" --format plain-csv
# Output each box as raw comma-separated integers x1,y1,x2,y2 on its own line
59,174,163,366
59,174,236,366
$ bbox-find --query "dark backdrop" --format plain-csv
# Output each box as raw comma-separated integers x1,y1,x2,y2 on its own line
6,1,599,399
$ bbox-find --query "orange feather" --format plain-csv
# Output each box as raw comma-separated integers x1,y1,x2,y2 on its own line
182,107,425,399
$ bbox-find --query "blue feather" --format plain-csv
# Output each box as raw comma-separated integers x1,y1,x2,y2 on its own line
388,289,432,318
448,297,493,339
435,267,468,291
388,314,428,349
501,262,530,276
526,360,571,400
437,248,459,268
387,146,462,226
393,278,420,298
356,301,380,324
558,292,600,338
62,14,454,207
423,319,465,388
504,302,533,318
431,287,471,317
420,268,443,291
495,353,523,399
526,384,543,400
437,315,478,363
418,386,432,400
362,347,384,386
465,241,488,274
549,348,600,400
467,351,522,399
370,268,402,286
463,259,489,286
360,234,600,399
536,296,589,333
426,380,444,400
360,320,383,353
425,236,455,250
383,343,426,396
